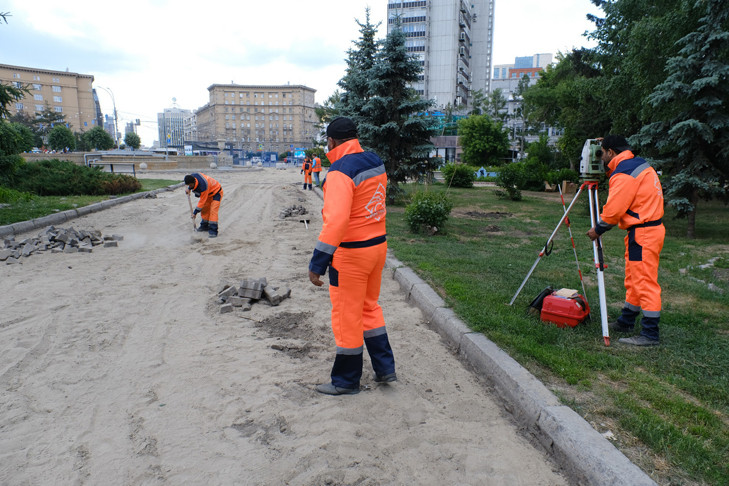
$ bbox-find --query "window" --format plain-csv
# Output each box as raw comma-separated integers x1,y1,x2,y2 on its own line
13,73,20,79
52,77,60,82
33,75,40,81
35,105,44,111
33,84,42,90
53,96,62,103
15,103,24,110
34,94,43,101
54,106,63,113
52,86,61,92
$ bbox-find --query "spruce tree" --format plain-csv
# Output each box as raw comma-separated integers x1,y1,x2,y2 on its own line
359,22,439,201
633,0,729,238
337,8,379,128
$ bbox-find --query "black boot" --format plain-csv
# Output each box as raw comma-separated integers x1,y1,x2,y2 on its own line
303,183,307,190
196,220,210,232
308,184,313,190
208,222,218,238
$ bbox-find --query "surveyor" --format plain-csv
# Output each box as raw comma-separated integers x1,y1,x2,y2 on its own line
301,156,313,190
308,116,396,395
312,154,322,187
184,173,223,238
587,135,665,346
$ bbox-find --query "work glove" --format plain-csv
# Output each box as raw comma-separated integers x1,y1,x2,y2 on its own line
193,208,201,216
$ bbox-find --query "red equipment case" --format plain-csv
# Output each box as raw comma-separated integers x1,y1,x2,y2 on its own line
540,292,590,328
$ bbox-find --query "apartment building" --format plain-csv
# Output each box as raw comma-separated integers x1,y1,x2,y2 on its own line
0,63,101,132
194,84,317,154
157,107,192,148
386,0,494,109
491,53,553,93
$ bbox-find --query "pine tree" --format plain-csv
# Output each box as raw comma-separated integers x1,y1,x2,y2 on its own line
359,21,439,201
634,0,729,238
337,8,379,128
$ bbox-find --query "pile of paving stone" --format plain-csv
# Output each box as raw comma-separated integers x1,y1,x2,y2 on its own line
279,205,308,219
217,277,292,314
1,225,123,264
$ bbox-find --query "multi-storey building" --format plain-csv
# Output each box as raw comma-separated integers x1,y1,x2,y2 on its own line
491,53,553,93
157,107,191,148
194,84,317,154
386,0,494,109
0,63,101,132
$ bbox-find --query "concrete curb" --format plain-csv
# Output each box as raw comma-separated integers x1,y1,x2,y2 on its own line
385,253,656,486
0,183,184,238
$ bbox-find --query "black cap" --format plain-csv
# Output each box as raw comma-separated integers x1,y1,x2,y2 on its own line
184,175,195,185
326,117,357,140
601,135,631,153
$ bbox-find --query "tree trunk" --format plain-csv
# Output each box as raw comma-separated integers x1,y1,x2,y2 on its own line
686,189,698,239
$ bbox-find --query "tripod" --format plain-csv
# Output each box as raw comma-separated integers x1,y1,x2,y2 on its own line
509,180,611,346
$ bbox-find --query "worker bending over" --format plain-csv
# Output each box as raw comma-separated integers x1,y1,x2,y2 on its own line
184,173,223,238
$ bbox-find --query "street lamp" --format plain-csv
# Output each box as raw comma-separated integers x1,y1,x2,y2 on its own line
97,86,119,148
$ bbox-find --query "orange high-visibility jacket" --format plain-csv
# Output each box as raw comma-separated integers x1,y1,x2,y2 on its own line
309,139,387,275
595,150,664,234
189,172,222,211
302,159,313,175
312,157,322,172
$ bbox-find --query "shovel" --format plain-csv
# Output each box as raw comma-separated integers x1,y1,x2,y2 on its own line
187,192,203,241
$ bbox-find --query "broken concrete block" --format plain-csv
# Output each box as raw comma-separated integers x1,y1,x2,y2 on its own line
63,246,78,253
218,286,237,299
263,285,284,306
111,234,124,241
220,303,234,314
0,249,12,261
78,247,93,253
239,279,264,299
227,296,250,307
103,241,118,248
239,302,252,312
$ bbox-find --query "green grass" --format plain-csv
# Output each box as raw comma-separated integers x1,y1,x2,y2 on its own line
0,179,178,225
388,183,729,485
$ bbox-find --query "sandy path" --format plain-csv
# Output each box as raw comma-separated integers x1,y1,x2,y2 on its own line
0,168,568,485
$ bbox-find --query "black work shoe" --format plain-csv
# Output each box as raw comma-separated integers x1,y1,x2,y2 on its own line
618,335,659,346
196,224,209,232
608,321,634,333
315,383,360,395
374,373,397,383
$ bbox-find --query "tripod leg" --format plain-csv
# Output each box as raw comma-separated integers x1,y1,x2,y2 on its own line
587,184,610,346
558,184,589,303
509,184,586,305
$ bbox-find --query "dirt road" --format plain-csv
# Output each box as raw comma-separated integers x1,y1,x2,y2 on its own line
0,168,568,485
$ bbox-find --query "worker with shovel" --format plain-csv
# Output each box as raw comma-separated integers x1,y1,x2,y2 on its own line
184,173,223,238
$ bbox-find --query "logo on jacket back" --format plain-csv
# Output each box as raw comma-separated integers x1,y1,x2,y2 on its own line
365,183,386,221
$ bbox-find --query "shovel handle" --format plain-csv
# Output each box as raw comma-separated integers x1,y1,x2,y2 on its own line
187,192,196,230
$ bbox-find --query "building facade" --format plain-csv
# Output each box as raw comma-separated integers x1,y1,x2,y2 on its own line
491,53,552,93
157,107,191,148
386,0,494,109
0,63,101,133
194,84,317,154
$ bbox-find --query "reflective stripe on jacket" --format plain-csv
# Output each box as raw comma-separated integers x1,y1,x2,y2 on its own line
309,139,387,275
595,150,664,235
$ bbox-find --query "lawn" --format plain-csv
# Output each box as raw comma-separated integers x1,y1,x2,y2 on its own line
0,179,178,226
387,183,729,486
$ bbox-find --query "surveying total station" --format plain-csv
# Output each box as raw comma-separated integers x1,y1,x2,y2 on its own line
509,139,613,346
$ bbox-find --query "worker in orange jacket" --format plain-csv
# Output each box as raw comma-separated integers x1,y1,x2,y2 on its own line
312,155,322,187
308,116,395,395
587,135,665,346
184,173,223,238
301,156,313,190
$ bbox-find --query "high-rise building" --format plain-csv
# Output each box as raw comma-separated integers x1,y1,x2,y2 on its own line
195,84,317,153
0,63,100,132
157,107,191,148
386,0,494,109
491,53,553,93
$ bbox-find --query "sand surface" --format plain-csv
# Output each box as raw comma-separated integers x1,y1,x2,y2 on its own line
0,168,568,485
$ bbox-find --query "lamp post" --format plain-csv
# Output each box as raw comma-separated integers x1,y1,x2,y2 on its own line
97,86,119,148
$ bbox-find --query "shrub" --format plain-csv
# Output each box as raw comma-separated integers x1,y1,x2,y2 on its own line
0,186,33,204
14,159,140,196
547,168,580,186
404,191,454,234
520,158,550,191
0,154,25,186
495,163,525,201
442,163,476,188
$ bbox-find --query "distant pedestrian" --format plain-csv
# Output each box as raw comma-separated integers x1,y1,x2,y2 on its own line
301,156,313,190
184,173,223,238
312,154,322,187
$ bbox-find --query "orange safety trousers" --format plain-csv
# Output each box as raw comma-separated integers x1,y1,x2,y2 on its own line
200,188,223,223
329,243,387,349
624,224,664,313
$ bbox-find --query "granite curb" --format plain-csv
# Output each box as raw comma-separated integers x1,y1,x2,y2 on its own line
0,183,185,238
385,252,656,486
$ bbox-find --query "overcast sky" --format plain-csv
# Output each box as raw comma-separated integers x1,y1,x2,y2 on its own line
1,0,599,146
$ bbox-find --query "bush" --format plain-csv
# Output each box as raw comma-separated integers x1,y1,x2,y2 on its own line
520,158,550,191
0,186,33,204
14,159,140,196
442,163,476,188
0,154,25,186
404,191,454,234
495,163,525,201
547,168,580,186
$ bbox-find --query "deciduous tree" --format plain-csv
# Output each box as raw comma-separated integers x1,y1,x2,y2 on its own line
124,132,141,150
457,115,509,166
48,125,76,151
